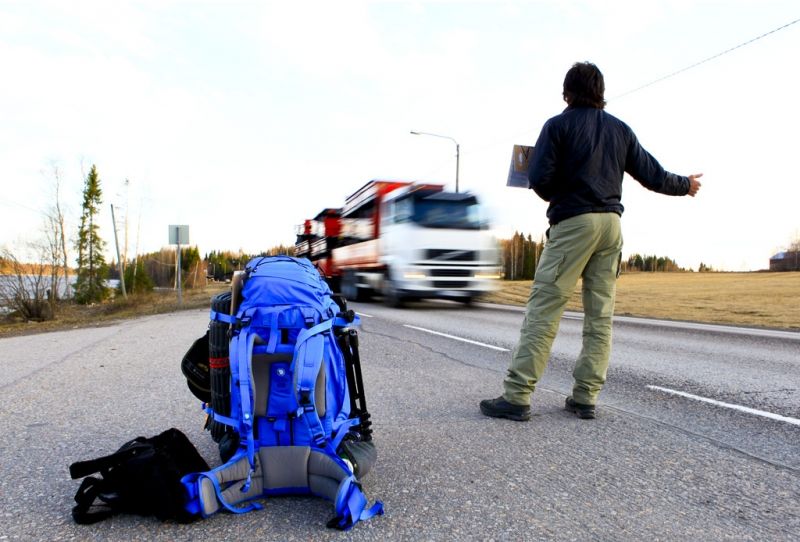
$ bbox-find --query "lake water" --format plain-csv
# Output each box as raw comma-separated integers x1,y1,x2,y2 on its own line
0,275,120,310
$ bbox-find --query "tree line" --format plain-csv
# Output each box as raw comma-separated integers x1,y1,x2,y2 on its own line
205,245,295,282
498,230,711,280
623,254,685,273
109,245,296,290
500,232,544,280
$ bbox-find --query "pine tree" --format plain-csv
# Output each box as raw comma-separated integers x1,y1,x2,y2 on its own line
74,165,109,304
121,259,154,294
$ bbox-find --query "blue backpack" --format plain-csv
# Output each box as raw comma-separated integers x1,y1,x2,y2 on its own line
181,256,383,530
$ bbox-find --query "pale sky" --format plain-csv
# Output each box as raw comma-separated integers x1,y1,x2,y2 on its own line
1,1,798,271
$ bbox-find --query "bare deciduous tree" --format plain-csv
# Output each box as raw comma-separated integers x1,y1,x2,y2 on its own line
42,162,71,308
0,243,53,321
789,230,800,252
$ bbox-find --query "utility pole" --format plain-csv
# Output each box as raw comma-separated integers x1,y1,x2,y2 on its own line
110,204,127,299
123,179,130,264
176,243,182,306
169,225,189,307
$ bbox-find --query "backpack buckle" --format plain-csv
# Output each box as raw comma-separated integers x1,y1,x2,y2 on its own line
235,316,251,329
298,388,312,405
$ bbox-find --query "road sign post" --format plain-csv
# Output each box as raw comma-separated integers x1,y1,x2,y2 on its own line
168,225,189,306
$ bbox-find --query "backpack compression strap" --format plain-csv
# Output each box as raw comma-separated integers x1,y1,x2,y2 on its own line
209,310,235,325
329,475,385,531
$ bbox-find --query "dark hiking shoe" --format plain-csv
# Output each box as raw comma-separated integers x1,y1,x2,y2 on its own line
480,397,530,421
565,397,596,419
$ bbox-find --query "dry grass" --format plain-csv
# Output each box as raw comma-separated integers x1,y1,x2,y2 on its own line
0,283,229,338
480,272,800,331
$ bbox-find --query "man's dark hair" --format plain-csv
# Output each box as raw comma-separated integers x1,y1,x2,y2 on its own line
563,62,606,109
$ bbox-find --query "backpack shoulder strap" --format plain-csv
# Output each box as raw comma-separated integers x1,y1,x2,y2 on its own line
293,319,337,454
230,328,258,483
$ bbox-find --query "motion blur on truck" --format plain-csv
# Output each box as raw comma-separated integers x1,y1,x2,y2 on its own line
295,180,501,306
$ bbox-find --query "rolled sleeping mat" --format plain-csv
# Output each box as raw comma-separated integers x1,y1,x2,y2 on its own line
209,291,232,443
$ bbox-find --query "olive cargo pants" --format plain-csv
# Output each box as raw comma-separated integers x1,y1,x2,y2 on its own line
503,212,623,406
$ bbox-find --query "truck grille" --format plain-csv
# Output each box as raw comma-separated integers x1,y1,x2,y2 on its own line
426,249,478,261
429,269,472,277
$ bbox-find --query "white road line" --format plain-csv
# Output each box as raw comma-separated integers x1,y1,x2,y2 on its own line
355,312,373,318
647,385,800,427
403,324,510,352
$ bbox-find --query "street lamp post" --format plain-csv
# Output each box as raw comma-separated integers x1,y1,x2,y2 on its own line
410,130,460,193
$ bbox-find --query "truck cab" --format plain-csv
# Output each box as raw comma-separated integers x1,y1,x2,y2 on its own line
332,181,500,305
372,183,500,305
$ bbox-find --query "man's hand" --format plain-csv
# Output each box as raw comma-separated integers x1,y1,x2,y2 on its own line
687,173,703,197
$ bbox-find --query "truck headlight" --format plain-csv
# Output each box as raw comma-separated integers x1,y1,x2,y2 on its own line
474,272,501,280
403,272,427,279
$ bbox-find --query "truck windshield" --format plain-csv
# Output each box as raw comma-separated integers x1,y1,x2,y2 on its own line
412,198,484,229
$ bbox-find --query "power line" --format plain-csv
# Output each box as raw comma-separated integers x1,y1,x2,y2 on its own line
609,16,800,101
462,15,800,160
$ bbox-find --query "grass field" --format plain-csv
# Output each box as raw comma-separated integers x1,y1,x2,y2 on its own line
481,272,800,331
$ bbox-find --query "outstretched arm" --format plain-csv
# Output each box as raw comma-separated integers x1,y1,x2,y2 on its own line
626,134,701,197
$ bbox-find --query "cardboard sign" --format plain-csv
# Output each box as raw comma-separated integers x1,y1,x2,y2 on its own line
506,145,535,188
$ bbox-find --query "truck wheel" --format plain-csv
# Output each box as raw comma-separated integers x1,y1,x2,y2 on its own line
382,274,404,308
383,283,403,307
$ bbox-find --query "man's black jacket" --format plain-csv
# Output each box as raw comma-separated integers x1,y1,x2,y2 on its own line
528,106,690,225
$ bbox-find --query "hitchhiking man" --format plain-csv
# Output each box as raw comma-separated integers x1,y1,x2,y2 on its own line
481,61,702,421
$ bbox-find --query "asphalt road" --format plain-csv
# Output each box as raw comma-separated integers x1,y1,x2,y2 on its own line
0,301,798,541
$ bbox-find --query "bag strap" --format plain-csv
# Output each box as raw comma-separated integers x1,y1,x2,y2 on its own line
209,309,235,325
331,418,360,451
202,471,263,515
328,475,384,530
230,329,258,485
181,450,263,518
293,323,344,461
69,441,151,479
71,477,118,524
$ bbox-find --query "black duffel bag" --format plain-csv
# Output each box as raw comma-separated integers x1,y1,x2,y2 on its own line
69,428,209,524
